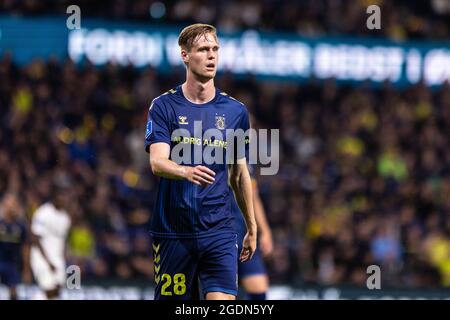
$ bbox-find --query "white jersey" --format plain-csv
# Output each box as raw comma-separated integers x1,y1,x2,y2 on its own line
30,202,71,291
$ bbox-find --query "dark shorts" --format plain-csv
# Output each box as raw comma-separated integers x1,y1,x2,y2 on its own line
0,263,20,287
237,224,267,279
152,232,238,300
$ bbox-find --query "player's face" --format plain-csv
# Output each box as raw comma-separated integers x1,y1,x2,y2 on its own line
53,191,69,210
2,194,20,219
184,32,219,81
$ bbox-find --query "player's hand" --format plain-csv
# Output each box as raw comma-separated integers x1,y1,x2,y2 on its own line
185,165,215,187
259,231,274,257
240,230,257,262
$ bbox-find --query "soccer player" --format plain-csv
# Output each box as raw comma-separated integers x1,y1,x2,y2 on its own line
234,167,273,300
0,193,29,300
30,186,71,299
145,23,257,300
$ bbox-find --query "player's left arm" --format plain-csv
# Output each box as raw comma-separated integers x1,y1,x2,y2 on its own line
229,160,257,262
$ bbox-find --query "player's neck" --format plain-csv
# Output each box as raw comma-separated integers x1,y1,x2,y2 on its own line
52,202,62,211
182,76,215,104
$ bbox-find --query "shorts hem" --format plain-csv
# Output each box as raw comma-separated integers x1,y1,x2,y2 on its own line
202,286,237,297
239,271,267,279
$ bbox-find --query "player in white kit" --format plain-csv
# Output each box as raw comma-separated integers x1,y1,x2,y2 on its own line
30,187,71,299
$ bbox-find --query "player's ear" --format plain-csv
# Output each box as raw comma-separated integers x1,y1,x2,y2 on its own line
181,48,189,65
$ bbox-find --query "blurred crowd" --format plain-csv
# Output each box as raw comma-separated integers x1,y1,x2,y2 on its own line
1,0,450,40
1,50,449,288
1,0,450,291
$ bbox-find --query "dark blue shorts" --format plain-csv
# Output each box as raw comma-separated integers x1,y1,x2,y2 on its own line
0,263,20,287
151,232,238,300
237,225,267,279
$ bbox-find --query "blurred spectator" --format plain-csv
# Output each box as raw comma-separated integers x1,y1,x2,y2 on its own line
1,0,449,40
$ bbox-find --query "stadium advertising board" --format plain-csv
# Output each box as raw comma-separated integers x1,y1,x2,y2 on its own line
0,17,449,86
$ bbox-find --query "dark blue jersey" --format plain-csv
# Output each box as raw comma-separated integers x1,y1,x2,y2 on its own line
0,218,27,265
145,85,250,238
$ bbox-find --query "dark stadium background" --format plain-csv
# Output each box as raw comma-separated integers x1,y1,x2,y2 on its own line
0,0,449,299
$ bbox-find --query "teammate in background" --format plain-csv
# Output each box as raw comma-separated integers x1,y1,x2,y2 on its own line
145,23,257,300
0,193,30,300
30,186,71,299
234,166,273,300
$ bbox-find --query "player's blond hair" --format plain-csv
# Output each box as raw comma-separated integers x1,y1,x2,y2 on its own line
178,23,217,52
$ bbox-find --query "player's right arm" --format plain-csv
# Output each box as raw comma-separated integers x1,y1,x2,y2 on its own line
149,143,215,186
146,99,215,186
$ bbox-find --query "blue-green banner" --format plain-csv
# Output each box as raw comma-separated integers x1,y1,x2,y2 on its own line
1,17,449,87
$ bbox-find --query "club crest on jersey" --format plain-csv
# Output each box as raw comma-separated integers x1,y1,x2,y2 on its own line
178,116,189,125
215,115,226,130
